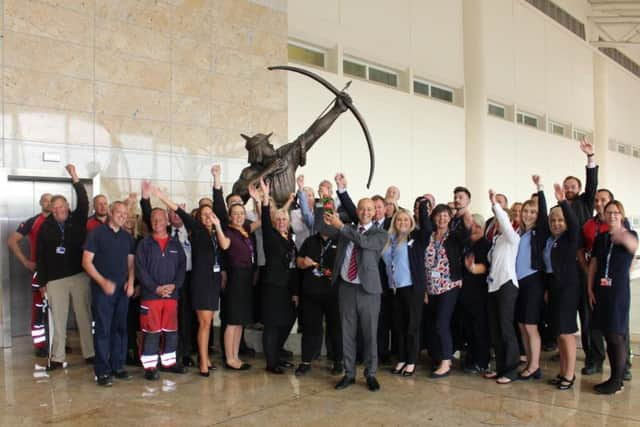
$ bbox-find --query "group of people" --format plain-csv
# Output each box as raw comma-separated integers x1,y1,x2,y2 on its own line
7,138,636,396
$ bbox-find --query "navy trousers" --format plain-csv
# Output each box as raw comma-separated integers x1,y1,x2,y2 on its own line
92,285,129,377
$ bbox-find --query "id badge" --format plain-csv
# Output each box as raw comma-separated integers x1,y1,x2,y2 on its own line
56,246,66,255
289,259,296,269
430,271,441,280
213,264,221,273
599,278,612,287
312,267,323,277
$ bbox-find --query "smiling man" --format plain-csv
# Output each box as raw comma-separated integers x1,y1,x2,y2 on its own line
323,198,388,392
82,201,136,386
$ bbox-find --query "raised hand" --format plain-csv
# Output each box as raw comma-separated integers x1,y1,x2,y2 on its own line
141,181,152,199
579,138,594,157
247,183,260,202
324,211,343,228
532,175,541,188
259,178,270,198
211,164,221,178
488,189,497,205
210,212,221,228
296,174,304,191
335,172,347,190
65,164,79,182
553,183,565,202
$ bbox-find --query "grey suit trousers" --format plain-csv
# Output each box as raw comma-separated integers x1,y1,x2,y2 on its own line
338,279,380,378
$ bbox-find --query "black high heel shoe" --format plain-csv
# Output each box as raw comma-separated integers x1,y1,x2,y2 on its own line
519,368,542,380
199,370,210,377
391,363,406,375
402,367,415,377
557,375,575,390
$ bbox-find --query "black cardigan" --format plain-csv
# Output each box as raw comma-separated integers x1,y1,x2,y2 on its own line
527,190,550,271
175,207,223,285
260,204,298,289
548,200,580,287
423,209,470,283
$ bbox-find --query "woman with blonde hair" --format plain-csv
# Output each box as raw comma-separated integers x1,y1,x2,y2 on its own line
382,200,430,376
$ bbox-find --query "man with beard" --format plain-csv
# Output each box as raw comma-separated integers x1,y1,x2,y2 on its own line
563,139,599,375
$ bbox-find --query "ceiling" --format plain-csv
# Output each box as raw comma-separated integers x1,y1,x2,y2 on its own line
588,0,640,63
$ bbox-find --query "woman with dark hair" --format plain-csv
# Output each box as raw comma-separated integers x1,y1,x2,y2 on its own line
249,179,298,374
155,191,230,377
514,175,549,380
383,200,429,377
588,200,638,394
424,203,471,378
544,184,580,390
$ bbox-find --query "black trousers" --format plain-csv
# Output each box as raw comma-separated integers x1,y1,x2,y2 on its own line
488,282,519,378
263,324,292,369
390,287,423,364
424,287,460,362
377,289,393,358
300,292,342,363
177,272,196,361
577,268,606,366
458,286,490,369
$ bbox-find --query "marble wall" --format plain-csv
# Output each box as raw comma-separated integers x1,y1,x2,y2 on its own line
0,0,288,204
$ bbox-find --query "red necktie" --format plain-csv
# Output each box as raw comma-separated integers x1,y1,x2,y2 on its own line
347,226,365,281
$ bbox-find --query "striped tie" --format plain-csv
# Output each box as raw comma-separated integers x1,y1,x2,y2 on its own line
347,226,365,281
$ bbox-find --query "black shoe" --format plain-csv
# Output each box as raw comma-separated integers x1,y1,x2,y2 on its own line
581,364,603,375
35,348,48,358
518,368,542,380
594,379,624,395
295,363,311,376
557,375,575,390
97,375,113,387
330,362,343,376
199,371,210,377
266,366,285,374
46,361,66,371
224,362,251,371
161,364,188,374
366,375,380,392
182,356,195,367
85,357,95,365
623,370,632,381
542,343,557,352
402,366,416,377
335,375,355,390
144,369,160,381
113,370,133,381
430,369,450,379
278,360,294,368
279,349,293,359
463,364,488,375
391,363,406,375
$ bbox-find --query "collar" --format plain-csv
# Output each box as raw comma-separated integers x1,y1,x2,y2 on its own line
357,222,373,232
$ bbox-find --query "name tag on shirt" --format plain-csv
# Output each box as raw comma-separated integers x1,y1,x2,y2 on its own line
599,278,612,287
213,265,221,273
56,246,66,255
430,271,441,280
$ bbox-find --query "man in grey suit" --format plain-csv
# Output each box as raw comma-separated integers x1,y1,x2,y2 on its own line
323,197,388,391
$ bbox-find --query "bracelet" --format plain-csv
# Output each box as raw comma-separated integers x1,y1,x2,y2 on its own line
587,153,594,157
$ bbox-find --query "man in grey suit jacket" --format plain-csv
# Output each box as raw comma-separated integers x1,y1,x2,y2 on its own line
323,197,388,391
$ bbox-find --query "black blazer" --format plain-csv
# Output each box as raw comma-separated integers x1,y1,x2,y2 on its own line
175,207,223,287
548,200,580,287
569,166,598,226
423,210,470,283
261,204,298,289
382,200,430,296
527,190,550,271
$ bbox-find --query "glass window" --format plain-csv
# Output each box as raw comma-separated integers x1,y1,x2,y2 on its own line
573,129,587,141
343,60,366,78
488,103,505,118
517,111,538,128
617,144,626,154
287,44,325,68
430,85,453,103
368,67,398,87
633,147,640,158
413,81,429,96
549,122,565,136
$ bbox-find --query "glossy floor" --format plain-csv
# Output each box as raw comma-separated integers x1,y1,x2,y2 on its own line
1,336,638,426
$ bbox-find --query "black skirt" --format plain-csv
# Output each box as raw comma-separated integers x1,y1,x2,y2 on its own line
515,272,544,324
191,271,221,311
221,267,254,326
547,273,579,336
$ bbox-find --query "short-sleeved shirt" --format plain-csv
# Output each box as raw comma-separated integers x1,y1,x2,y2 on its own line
16,213,47,261
84,223,135,287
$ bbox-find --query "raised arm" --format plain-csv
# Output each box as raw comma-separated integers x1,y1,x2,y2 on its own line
490,189,518,244
66,164,88,223
140,181,152,230
580,138,598,210
335,173,357,224
555,183,579,244
533,175,550,239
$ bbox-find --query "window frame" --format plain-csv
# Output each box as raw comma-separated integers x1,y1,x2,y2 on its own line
287,41,326,68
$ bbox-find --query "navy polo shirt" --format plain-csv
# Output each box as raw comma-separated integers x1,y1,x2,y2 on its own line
84,223,135,287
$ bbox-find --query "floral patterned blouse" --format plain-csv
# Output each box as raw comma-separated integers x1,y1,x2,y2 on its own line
425,232,462,295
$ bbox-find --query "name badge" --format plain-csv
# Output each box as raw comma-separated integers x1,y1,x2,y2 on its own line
312,267,323,277
430,271,441,280
599,278,612,287
289,259,296,269
56,246,66,255
213,264,221,273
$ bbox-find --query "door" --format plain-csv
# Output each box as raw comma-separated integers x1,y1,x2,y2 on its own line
6,178,90,337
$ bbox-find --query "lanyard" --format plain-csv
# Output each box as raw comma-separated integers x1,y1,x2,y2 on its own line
318,238,333,268
604,241,614,279
211,232,220,267
57,222,65,246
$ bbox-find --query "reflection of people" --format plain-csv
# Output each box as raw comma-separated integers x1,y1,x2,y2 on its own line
588,200,638,395
232,93,351,206
36,164,95,370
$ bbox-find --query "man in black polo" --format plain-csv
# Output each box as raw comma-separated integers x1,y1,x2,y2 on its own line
82,201,135,386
